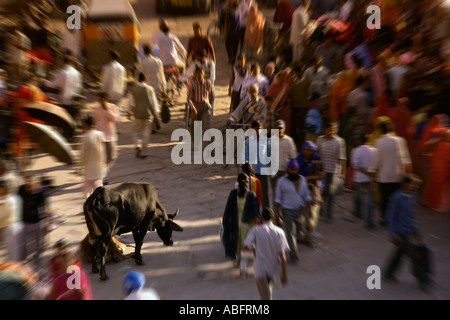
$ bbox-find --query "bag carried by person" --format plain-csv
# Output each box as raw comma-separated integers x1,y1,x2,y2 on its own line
161,99,171,123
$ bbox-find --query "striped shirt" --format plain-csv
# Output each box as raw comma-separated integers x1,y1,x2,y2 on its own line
187,78,214,110
316,135,346,174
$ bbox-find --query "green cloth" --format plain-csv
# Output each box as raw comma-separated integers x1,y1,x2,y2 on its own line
290,76,312,109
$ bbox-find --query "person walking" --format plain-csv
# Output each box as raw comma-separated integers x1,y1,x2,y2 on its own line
228,52,249,112
79,116,106,199
123,271,160,300
274,158,313,263
186,22,216,65
271,120,297,208
187,66,214,141
140,44,167,100
45,54,83,138
18,174,48,266
290,65,312,148
316,122,346,222
101,50,127,105
127,73,161,159
46,249,93,300
241,163,262,207
222,173,260,272
374,117,412,225
240,62,269,100
242,207,289,300
91,92,120,181
225,1,242,65
382,174,432,291
153,19,187,71
242,120,271,210
0,178,23,262
289,0,310,64
350,134,378,228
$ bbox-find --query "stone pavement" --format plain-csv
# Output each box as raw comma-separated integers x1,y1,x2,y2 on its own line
1,4,449,301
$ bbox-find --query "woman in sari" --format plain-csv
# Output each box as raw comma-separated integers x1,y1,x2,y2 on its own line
421,128,450,213
265,69,292,133
416,114,449,179
243,4,265,60
328,67,357,123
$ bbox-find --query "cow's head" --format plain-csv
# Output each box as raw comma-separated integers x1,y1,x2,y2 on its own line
155,208,183,246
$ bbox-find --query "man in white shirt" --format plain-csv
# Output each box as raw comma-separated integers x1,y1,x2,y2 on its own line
48,55,83,106
290,0,310,64
101,50,127,105
374,118,412,225
46,54,83,138
184,49,216,85
140,44,167,99
240,62,269,100
351,134,378,228
153,19,187,70
243,207,289,300
79,116,106,199
271,120,297,207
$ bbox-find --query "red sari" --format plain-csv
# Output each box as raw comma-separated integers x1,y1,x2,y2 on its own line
421,129,450,213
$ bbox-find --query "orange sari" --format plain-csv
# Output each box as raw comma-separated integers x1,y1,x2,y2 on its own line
328,68,357,123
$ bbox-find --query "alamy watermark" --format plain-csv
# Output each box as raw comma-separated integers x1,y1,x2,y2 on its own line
170,122,279,175
66,5,81,30
366,265,381,290
366,5,381,30
66,265,81,290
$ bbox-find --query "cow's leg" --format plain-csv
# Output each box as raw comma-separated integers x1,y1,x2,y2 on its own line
90,240,99,274
99,237,111,281
132,229,146,265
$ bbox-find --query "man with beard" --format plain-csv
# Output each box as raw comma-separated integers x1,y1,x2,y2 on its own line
274,158,313,263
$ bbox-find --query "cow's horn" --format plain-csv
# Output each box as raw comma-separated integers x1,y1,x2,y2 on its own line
169,208,179,219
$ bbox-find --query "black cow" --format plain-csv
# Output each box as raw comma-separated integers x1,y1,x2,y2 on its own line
83,182,183,281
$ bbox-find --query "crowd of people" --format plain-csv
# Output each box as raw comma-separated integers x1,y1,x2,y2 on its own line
0,0,449,300
218,0,449,299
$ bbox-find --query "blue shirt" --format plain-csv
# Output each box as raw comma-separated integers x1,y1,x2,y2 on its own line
304,106,322,135
243,134,270,175
274,175,312,210
386,190,418,236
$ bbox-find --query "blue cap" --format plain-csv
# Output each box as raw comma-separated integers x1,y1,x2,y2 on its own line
287,158,299,169
123,271,145,293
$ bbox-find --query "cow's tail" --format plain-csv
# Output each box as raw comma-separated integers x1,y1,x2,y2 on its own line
83,187,105,243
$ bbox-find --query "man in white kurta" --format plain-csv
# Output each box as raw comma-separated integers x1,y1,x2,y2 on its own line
289,1,310,64
79,117,106,199
101,51,127,105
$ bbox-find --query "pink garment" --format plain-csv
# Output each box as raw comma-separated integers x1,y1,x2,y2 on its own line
50,269,93,300
92,103,119,142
